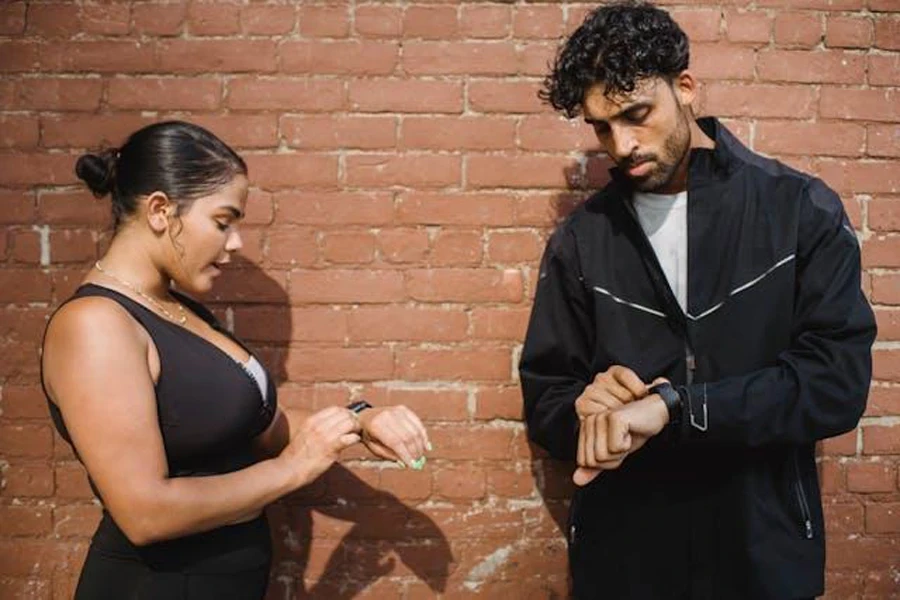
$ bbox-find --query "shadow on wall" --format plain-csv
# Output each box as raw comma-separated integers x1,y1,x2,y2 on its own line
209,255,452,599
526,152,613,555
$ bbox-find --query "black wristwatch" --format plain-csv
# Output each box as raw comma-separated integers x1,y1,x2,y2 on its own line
648,382,682,426
346,400,373,414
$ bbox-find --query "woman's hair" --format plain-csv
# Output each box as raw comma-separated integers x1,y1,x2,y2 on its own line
75,121,247,229
540,1,690,118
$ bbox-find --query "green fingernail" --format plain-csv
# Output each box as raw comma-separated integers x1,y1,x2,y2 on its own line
396,460,406,469
410,456,426,470
426,442,433,452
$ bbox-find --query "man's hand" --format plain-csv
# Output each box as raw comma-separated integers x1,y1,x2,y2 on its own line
573,388,670,487
574,366,649,418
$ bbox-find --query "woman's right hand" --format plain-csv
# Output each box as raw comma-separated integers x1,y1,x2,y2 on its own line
278,406,361,487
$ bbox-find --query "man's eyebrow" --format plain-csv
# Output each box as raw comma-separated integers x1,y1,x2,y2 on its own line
584,101,653,125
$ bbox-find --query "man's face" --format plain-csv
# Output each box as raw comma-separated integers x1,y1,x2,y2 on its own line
583,76,693,193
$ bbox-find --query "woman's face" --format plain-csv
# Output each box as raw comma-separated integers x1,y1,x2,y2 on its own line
165,175,247,294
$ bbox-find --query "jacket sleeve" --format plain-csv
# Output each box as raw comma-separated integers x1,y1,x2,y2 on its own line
675,178,877,447
519,226,595,460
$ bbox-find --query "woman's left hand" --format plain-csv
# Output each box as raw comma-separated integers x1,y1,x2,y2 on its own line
357,405,431,469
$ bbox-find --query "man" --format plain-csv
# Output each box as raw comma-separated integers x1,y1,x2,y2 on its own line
518,2,876,599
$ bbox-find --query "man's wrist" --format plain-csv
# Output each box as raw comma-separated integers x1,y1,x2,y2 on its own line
648,382,682,426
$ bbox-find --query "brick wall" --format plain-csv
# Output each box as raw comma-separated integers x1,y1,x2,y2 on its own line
0,1,897,598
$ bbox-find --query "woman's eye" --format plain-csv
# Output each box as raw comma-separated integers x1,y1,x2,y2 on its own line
216,221,229,231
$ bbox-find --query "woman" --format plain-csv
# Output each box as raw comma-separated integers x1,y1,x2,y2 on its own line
41,121,430,599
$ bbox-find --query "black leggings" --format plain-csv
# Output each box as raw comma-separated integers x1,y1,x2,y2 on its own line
74,547,270,600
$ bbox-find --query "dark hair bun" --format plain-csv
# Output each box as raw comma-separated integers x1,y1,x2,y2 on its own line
75,149,117,197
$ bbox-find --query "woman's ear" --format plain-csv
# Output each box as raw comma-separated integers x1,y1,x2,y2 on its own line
145,191,174,233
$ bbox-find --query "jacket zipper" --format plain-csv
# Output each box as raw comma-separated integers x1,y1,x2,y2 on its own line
792,453,814,539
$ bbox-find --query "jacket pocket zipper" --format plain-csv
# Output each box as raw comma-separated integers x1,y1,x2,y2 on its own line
793,454,814,539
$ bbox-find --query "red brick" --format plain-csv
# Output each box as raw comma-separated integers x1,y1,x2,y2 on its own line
430,229,482,266
187,1,240,35
345,154,461,189
25,3,81,38
863,568,900,598
428,426,516,460
289,270,404,304
406,268,523,303
672,9,722,42
279,41,398,75
362,229,425,265
0,578,50,599
475,386,522,420
37,191,108,227
53,503,101,538
818,459,844,493
157,40,276,73
0,115,37,149
0,191,35,224
0,2,26,35
822,428,858,456
40,114,152,149
54,462,93,500
758,50,865,84
823,501,864,534
49,230,96,264
866,501,900,533
872,273,900,304
826,537,899,570
866,385,900,416
0,42,38,73
349,79,462,113
725,10,771,44
188,114,277,149
244,154,338,190
275,192,393,226
0,539,86,577
816,160,900,195
874,15,900,50
486,230,544,264
348,307,468,342
396,348,511,382
869,54,900,86
471,308,530,341
402,42,518,75
282,115,396,150
692,44,756,80
396,193,516,226
774,11,823,48
400,116,515,151
513,6,564,39
16,78,103,112
487,464,536,497
298,4,350,38
820,87,899,122
756,121,865,157
863,424,900,454
863,236,900,268
286,347,393,382
41,41,156,74
701,83,817,118
0,504,52,536
132,3,186,36
434,464,486,499
518,115,598,152
265,227,317,267
403,5,459,39
468,81,546,114
320,231,376,265
823,570,863,599
359,386,470,422
353,5,401,38
826,15,874,48
81,3,130,35
1,462,54,497
0,269,51,303
107,77,221,111
468,154,572,189
460,5,511,39
757,0,862,8
377,467,432,500
1,384,48,420
867,125,900,158
874,349,900,381
228,78,344,111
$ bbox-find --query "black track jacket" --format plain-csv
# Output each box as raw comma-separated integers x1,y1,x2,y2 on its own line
520,118,876,599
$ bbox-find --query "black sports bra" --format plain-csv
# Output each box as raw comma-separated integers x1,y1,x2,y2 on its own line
44,283,278,481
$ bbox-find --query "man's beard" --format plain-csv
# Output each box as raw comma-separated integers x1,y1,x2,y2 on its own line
622,113,692,192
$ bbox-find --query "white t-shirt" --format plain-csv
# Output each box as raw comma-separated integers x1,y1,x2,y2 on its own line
632,191,688,311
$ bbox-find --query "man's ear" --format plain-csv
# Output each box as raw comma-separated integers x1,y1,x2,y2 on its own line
672,70,698,108
145,191,174,233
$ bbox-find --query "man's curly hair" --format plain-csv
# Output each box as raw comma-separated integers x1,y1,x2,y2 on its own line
540,1,690,118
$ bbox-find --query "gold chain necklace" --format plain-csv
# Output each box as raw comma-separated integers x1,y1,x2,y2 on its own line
94,261,188,325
